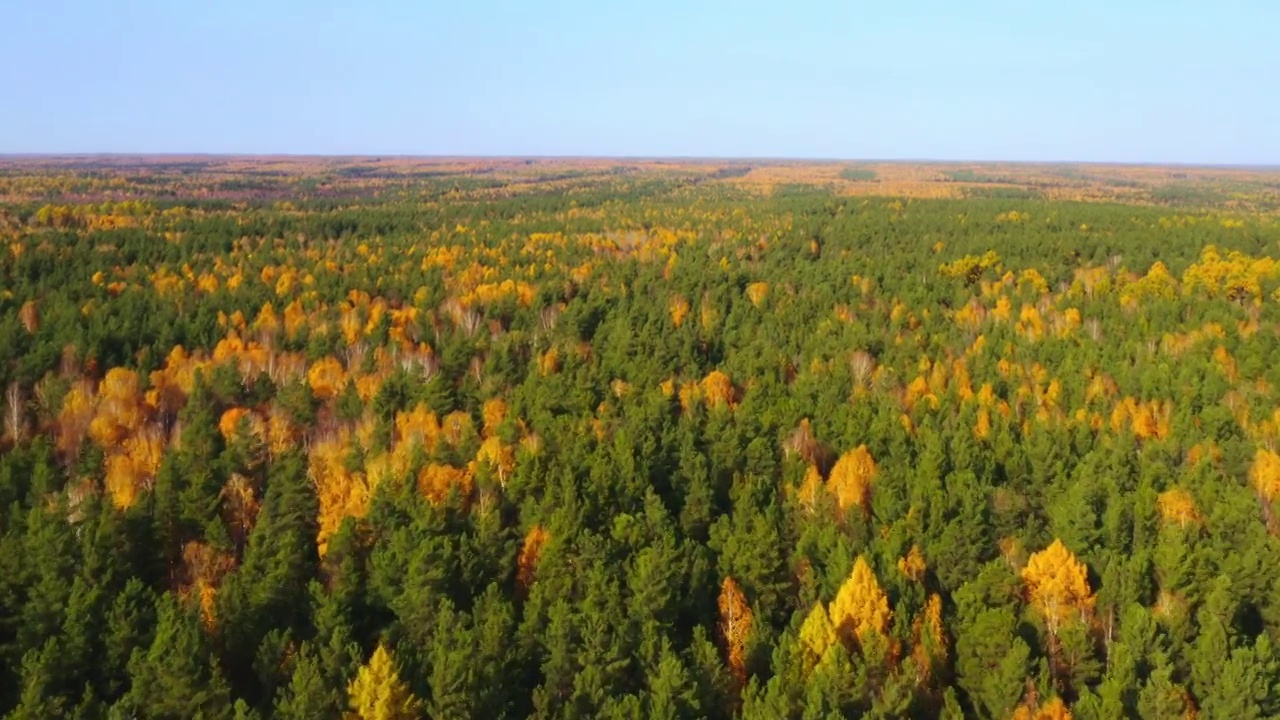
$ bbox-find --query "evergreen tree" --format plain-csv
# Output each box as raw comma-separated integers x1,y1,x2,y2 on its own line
119,595,233,720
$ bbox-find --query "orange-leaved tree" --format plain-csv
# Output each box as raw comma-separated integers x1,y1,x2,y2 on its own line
516,525,549,597
1012,695,1073,720
718,576,753,686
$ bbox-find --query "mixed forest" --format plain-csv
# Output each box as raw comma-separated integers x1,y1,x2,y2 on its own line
4,157,1280,719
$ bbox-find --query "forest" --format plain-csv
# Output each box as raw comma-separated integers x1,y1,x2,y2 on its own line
2,156,1280,719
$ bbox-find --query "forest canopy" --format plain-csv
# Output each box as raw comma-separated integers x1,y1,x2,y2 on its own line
3,157,1280,719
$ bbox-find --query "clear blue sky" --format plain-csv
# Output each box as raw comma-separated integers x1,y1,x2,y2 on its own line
5,0,1278,163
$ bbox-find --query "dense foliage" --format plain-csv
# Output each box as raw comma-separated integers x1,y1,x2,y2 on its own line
3,159,1280,719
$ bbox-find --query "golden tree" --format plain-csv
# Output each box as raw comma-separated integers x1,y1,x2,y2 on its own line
1250,447,1280,502
218,407,264,442
537,348,560,376
103,427,164,510
677,380,702,413
897,544,927,582
701,370,735,410
796,464,824,516
347,643,422,720
974,407,992,440
481,396,508,437
827,446,876,513
105,453,142,510
310,434,370,557
910,593,947,683
717,576,754,685
476,436,515,486
440,410,474,447
57,380,96,458
307,356,346,400
668,295,690,328
417,462,471,505
799,602,837,672
1156,488,1201,529
89,367,143,447
829,556,891,647
1021,540,1095,635
1012,696,1073,720
395,403,440,451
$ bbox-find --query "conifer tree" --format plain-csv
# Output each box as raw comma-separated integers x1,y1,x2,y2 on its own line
347,643,422,720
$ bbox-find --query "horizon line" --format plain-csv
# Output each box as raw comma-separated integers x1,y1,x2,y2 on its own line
1,152,1279,171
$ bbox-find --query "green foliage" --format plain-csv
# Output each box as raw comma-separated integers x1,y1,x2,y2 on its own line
2,159,1280,717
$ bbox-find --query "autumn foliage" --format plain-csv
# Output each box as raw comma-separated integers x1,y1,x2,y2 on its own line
4,157,1280,717
829,556,891,647
347,643,422,720
1021,540,1095,634
827,445,877,513
718,576,754,686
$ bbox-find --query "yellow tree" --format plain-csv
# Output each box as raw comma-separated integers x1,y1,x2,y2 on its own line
897,545,926,582
57,380,97,459
1250,447,1280,502
347,643,422,720
668,295,690,328
395,403,440,452
417,463,471,506
481,396,508,437
311,435,370,557
476,436,515,486
796,464,824,516
827,446,876,513
307,356,346,401
829,556,891,647
910,593,947,683
1012,696,1073,720
799,602,836,672
1156,488,1201,529
537,348,560,376
1251,447,1280,531
440,410,474,447
717,577,753,686
702,370,735,410
1021,540,1095,636
89,367,143,447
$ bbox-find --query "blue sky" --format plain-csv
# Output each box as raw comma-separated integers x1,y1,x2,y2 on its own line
4,0,1278,163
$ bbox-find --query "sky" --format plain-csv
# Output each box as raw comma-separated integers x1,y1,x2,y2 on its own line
4,0,1278,163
